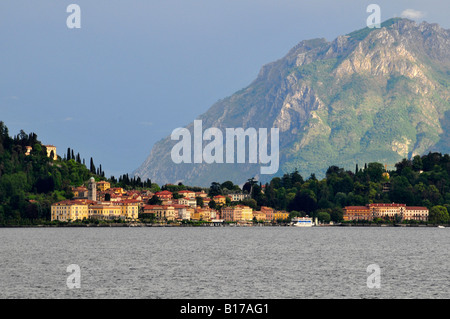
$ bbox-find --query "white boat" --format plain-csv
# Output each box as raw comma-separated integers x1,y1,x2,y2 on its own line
437,225,445,228
292,217,314,227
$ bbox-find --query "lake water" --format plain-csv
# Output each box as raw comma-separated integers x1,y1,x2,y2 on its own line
0,227,449,299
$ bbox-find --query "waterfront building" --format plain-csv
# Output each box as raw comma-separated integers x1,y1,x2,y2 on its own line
252,211,266,221
343,203,429,222
261,206,274,221
369,203,406,220
192,208,212,221
51,199,93,222
89,204,122,220
173,204,190,220
404,206,429,222
343,206,372,221
221,206,242,222
273,211,290,221
221,205,253,222
116,200,140,220
143,205,176,221
239,205,253,221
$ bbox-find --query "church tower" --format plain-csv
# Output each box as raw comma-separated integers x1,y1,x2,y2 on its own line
87,177,97,201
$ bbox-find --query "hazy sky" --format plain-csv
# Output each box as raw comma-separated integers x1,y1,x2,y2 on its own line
1,0,448,178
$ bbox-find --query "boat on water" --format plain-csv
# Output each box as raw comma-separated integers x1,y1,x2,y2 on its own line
292,217,314,227
437,225,445,228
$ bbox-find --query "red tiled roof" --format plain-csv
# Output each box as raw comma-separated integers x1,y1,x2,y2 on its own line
368,203,406,207
156,190,172,195
345,206,370,210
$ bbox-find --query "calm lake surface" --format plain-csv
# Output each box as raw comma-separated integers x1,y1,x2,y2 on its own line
0,227,449,299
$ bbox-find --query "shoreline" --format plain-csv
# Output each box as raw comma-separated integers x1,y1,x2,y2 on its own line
0,223,447,228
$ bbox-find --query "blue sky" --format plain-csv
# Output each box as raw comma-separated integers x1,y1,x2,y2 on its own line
0,0,448,178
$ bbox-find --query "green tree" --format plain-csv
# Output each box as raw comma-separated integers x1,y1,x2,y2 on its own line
317,211,331,223
429,206,449,224
196,196,204,207
147,195,162,205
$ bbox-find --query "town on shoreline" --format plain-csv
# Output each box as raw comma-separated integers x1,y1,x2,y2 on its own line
45,177,439,228
1,124,449,228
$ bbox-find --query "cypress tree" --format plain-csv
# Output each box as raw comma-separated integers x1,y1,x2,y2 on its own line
90,157,96,174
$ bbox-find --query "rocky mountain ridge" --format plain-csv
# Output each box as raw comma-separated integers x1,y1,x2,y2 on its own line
134,18,450,186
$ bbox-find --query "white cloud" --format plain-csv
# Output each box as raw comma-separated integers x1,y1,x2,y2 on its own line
401,9,426,20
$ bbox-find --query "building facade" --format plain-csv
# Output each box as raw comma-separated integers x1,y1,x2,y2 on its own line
97,181,111,192
143,205,176,221
343,206,372,221
261,206,274,221
227,193,251,202
89,204,122,220
404,207,429,221
51,199,93,221
273,211,290,221
343,203,429,222
45,145,57,160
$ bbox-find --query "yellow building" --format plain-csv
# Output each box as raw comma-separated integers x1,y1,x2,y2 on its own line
25,146,32,156
51,200,91,222
97,181,111,192
343,206,371,221
221,206,241,222
89,204,122,220
178,190,196,198
72,186,88,199
239,205,253,221
117,200,140,220
369,203,405,220
192,207,217,221
273,211,290,221
221,205,253,222
252,211,266,221
143,205,177,221
45,145,57,160
404,207,429,222
213,195,227,205
110,187,126,195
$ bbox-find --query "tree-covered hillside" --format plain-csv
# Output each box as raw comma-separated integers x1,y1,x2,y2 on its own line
2,121,449,226
0,122,106,225
241,153,450,224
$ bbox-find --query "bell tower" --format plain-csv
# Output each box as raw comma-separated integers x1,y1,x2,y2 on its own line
87,177,97,201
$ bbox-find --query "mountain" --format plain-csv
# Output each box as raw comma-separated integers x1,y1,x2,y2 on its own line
134,18,450,187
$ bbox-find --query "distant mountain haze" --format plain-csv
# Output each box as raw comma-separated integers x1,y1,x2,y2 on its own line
134,18,450,186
